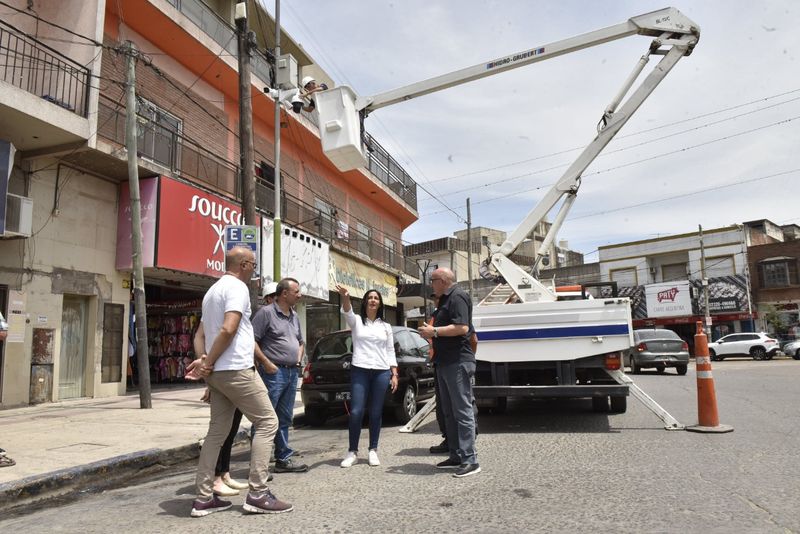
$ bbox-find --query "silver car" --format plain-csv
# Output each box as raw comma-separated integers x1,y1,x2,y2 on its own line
625,328,690,375
781,340,800,360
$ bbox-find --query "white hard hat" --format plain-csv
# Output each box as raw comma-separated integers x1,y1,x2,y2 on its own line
301,76,315,88
264,282,278,296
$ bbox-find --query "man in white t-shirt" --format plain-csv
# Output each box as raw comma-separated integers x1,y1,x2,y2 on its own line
188,246,293,517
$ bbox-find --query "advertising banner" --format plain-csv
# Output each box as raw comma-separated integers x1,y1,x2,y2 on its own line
330,250,397,307
645,281,693,318
115,178,158,270
262,219,330,300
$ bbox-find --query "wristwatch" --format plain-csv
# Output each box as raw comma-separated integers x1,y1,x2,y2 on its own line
433,327,438,338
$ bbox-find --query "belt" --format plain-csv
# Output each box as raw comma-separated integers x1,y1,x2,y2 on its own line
273,362,301,369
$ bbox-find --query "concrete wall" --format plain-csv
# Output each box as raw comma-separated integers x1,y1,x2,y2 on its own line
0,159,128,407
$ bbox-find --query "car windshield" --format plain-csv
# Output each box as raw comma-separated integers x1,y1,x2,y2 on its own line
311,333,352,362
636,329,680,341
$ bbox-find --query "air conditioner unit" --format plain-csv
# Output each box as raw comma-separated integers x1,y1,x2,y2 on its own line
3,193,33,237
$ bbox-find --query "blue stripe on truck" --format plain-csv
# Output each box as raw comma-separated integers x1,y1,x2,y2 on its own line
477,324,629,341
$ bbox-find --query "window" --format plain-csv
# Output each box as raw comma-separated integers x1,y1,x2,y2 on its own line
356,222,371,256
314,198,336,239
393,330,417,356
101,303,124,383
256,160,275,187
384,237,396,267
760,258,797,288
662,263,687,282
707,255,735,278
610,267,637,287
136,98,181,169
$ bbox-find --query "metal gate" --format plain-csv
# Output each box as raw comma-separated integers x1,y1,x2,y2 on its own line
58,296,87,399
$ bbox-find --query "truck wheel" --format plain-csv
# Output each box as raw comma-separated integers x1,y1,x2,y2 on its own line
751,347,766,361
303,407,327,427
394,384,418,424
591,396,609,413
609,396,627,413
675,364,688,376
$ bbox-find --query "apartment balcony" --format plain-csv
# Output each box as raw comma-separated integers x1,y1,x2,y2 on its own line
0,19,91,153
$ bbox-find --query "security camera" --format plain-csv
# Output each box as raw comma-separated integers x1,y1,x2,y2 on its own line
291,94,303,113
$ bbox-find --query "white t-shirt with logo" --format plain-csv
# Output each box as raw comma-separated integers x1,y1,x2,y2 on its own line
201,274,254,371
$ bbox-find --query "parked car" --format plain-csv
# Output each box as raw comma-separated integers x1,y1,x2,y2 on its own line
781,339,800,360
625,328,690,375
301,326,435,426
707,332,780,361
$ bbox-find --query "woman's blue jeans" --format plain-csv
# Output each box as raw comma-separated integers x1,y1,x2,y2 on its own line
348,365,391,452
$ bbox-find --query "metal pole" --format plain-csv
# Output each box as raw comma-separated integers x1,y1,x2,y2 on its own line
124,41,151,409
467,198,474,299
699,224,711,336
236,3,258,308
273,0,282,283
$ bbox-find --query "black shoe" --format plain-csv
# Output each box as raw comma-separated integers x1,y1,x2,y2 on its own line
435,458,461,469
267,473,273,482
429,440,449,454
273,458,308,473
453,463,481,478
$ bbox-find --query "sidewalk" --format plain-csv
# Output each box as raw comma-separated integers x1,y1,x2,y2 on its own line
0,383,304,510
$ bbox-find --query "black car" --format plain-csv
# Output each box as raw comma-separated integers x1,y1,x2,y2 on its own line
301,326,435,426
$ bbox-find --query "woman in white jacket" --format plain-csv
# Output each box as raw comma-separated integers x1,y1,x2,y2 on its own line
336,284,398,468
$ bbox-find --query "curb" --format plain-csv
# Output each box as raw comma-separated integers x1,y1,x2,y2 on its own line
0,430,249,514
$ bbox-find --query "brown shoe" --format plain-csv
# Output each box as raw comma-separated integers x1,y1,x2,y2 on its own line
243,490,294,514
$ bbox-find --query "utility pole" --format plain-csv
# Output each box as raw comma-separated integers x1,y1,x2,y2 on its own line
124,41,151,409
466,198,474,299
272,0,283,283
235,2,258,308
698,224,711,336
416,258,431,321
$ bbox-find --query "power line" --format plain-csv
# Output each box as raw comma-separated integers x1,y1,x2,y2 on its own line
0,0,108,48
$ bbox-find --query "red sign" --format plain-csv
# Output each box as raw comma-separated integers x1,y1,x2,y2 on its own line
157,177,253,277
116,178,158,270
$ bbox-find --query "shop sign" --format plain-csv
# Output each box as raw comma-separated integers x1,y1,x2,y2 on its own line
262,219,330,300
330,251,397,307
224,225,260,279
115,178,158,270
157,177,256,277
645,281,692,318
708,297,740,314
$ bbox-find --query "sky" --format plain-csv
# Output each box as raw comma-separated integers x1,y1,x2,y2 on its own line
263,1,799,262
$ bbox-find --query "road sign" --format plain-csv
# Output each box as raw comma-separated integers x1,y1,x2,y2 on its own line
223,225,260,278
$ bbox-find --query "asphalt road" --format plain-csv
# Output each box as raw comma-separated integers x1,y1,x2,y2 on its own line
2,357,798,533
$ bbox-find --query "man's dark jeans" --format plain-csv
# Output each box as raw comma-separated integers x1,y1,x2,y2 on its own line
259,365,299,462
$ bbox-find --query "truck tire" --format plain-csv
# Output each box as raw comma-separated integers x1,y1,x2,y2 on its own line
610,396,627,413
592,396,609,413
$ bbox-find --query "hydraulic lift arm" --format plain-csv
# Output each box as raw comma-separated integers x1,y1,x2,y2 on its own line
317,8,699,302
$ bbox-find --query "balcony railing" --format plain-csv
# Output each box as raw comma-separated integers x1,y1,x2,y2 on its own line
0,19,90,117
97,96,417,278
98,97,237,193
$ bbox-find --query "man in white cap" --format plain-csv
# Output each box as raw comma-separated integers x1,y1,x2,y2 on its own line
300,76,326,112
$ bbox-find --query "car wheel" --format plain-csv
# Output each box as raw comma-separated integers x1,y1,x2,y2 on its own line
675,364,688,376
609,396,627,413
794,349,800,361
656,365,665,374
710,349,721,361
630,358,640,374
303,407,327,427
751,347,767,361
394,383,418,424
591,396,609,413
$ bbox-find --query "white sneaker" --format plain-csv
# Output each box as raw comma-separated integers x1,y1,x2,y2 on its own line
368,450,380,467
340,451,357,468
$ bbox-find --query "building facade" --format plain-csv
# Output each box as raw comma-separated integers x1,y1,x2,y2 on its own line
0,0,419,407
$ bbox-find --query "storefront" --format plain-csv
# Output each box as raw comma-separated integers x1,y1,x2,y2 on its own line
116,176,258,388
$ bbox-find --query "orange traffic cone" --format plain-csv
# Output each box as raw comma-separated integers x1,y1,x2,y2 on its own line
686,321,733,433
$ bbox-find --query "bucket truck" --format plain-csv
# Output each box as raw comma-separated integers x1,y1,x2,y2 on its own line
315,8,700,415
